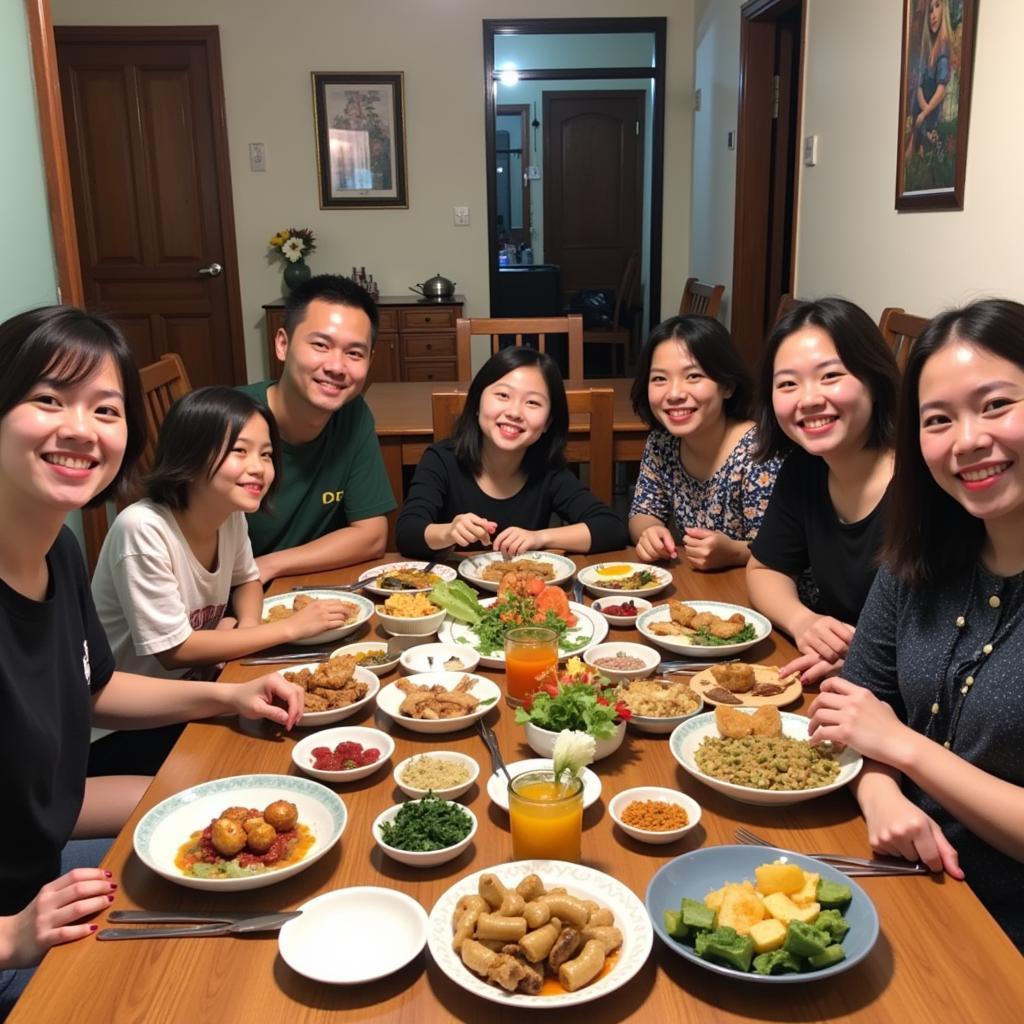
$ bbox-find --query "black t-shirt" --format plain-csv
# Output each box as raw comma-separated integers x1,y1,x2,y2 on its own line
0,528,114,915
749,449,889,625
394,439,628,558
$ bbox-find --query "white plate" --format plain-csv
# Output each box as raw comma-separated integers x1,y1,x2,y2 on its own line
398,642,481,675
669,710,864,806
437,599,608,668
329,641,400,676
457,551,576,592
428,859,653,1008
283,663,380,728
486,758,602,812
376,671,501,734
577,561,673,599
358,560,457,597
636,600,771,658
133,774,345,892
290,725,394,782
279,887,427,984
261,590,374,645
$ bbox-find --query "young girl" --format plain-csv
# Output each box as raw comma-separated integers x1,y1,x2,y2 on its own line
0,308,302,1010
747,298,901,687
808,299,1024,950
89,387,353,776
395,346,627,558
628,316,782,569
906,0,952,162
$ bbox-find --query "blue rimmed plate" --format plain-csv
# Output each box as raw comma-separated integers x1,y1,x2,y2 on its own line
261,590,374,645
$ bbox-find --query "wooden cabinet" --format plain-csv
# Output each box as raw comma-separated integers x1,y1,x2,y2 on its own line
263,295,464,382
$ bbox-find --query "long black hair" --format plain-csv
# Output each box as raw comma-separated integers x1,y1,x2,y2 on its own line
452,346,568,477
754,298,900,460
146,387,282,511
883,299,1024,586
631,315,752,427
0,306,145,506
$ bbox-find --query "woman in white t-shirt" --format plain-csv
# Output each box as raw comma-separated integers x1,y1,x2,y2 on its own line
89,387,351,774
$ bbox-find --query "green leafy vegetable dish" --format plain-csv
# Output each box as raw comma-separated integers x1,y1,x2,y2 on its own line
378,793,473,852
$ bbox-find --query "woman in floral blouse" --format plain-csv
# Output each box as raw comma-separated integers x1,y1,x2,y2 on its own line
628,316,782,569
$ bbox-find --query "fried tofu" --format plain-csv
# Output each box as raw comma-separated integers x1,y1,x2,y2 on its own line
715,704,755,738
749,705,782,737
709,663,755,693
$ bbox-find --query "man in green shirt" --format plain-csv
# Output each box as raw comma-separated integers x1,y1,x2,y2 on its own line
240,275,395,582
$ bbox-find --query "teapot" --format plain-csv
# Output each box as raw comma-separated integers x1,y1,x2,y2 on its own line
409,273,456,299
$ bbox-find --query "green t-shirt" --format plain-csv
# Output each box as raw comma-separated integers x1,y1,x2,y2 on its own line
239,381,396,557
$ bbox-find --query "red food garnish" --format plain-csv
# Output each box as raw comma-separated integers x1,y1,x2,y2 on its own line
602,600,638,617
311,740,381,772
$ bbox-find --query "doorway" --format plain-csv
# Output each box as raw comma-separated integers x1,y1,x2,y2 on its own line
55,26,247,388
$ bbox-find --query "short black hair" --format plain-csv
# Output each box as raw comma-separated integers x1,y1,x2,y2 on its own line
0,305,145,506
452,346,569,477
146,387,281,511
883,298,1024,586
630,315,752,428
282,273,379,345
754,297,900,460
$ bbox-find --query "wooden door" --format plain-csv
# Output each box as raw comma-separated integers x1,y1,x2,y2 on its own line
56,26,246,387
543,91,644,308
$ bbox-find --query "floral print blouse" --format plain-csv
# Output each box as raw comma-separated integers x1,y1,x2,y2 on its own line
629,426,782,541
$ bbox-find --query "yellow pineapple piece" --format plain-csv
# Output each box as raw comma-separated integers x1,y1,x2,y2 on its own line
748,917,788,953
791,871,821,906
718,885,766,935
754,861,806,896
704,885,726,913
762,892,821,924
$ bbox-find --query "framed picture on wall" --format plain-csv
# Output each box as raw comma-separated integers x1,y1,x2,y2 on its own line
895,0,978,210
312,72,408,209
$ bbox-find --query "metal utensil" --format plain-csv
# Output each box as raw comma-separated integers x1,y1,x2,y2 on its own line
572,578,585,604
97,910,301,940
477,718,513,786
659,657,740,674
733,827,930,876
240,649,335,666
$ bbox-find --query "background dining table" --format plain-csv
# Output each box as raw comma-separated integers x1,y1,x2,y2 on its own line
12,553,1023,1023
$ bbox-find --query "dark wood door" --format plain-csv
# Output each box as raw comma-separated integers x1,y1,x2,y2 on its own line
56,27,246,388
543,91,644,307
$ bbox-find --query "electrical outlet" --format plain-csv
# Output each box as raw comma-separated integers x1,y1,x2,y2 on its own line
803,135,819,166
249,142,266,172
453,206,470,226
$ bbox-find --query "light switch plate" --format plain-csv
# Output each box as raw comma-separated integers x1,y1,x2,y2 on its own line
249,142,266,172
803,135,819,166
453,206,470,226
526,165,541,180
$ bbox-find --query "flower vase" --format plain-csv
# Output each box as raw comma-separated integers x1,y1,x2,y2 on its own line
283,258,312,291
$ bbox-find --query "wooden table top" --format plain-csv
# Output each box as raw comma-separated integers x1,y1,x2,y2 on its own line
14,554,1022,1022
366,378,643,438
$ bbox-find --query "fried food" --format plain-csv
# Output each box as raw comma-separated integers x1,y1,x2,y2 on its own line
376,568,441,590
649,620,690,636
750,705,782,737
705,685,742,704
710,662,755,693
751,682,786,697
395,674,481,719
713,704,782,738
480,559,556,583
708,615,749,639
616,677,700,717
378,592,440,617
284,654,368,713
262,593,358,624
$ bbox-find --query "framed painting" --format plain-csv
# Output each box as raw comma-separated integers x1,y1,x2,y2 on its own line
312,72,408,208
895,0,978,211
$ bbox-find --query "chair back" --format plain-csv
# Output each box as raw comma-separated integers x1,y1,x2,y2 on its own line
772,293,803,325
430,386,614,504
81,352,192,573
679,277,725,318
878,307,930,371
456,315,584,380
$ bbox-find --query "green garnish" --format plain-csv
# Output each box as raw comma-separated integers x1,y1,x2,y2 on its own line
514,681,624,739
378,793,472,852
429,580,483,624
692,623,757,646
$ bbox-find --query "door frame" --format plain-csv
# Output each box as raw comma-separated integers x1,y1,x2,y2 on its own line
483,17,666,329
730,0,806,365
495,103,531,247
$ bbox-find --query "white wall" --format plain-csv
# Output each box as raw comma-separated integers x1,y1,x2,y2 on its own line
690,0,1023,327
52,0,695,379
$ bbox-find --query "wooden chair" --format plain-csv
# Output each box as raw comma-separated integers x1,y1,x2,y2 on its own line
772,293,803,325
430,387,614,504
679,276,725,318
582,251,639,376
82,352,192,572
879,306,930,371
456,315,584,381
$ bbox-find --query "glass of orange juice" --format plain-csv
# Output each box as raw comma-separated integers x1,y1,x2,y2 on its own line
504,626,558,708
508,769,584,862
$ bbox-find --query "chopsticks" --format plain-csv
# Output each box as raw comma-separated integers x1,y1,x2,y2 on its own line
659,657,739,674
733,827,930,876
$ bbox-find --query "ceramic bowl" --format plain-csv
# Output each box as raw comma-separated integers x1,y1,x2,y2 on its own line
583,641,660,683
376,672,501,734
330,641,400,676
372,801,477,867
392,750,480,800
291,726,394,783
608,786,701,845
591,596,653,627
375,604,446,637
523,718,626,761
398,642,480,675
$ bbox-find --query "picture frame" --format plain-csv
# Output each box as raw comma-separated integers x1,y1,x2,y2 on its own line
312,72,408,209
895,0,978,211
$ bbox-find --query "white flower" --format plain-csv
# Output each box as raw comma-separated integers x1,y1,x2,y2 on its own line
552,730,595,783
281,237,304,262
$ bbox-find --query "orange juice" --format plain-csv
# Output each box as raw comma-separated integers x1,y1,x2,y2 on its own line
508,771,583,862
504,627,558,707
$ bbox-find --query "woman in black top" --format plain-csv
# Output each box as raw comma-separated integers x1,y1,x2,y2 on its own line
396,347,626,558
746,299,900,686
809,299,1024,949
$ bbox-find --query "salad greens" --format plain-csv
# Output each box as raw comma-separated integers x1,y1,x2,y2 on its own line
429,580,482,624
692,623,757,647
378,793,472,852
514,680,628,740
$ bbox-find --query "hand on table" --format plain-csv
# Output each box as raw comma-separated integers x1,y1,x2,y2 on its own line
226,673,304,729
681,528,746,571
634,524,677,563
492,526,544,558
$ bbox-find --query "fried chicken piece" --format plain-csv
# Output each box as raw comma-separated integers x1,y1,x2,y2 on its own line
669,601,697,627
302,691,329,712
709,663,755,693
708,617,748,639
399,690,442,718
649,620,689,636
690,612,717,629
705,685,742,705
715,704,754,738
454,674,476,693
309,653,357,690
486,953,527,992
500,946,543,995
749,705,782,737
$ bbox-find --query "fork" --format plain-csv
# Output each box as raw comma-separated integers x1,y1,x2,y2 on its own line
733,826,929,876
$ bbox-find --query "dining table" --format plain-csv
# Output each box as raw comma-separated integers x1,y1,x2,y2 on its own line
11,552,1023,1023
